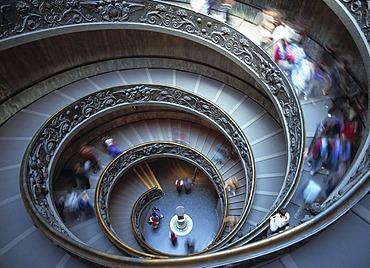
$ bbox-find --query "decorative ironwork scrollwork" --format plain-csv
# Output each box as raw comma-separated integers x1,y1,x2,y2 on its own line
132,188,163,242
22,84,252,238
341,0,370,42
5,2,303,217
97,142,225,253
98,142,226,223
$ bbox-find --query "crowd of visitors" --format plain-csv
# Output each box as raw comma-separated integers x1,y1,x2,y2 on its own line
255,8,366,222
52,4,367,250
56,189,95,222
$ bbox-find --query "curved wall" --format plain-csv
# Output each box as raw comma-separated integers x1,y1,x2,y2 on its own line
2,1,368,266
0,29,272,124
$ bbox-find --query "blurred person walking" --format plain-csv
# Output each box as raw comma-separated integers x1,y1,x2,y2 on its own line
79,142,101,173
224,176,239,196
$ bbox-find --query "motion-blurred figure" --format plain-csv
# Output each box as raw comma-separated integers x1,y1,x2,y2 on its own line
221,0,235,24
74,162,91,189
311,63,332,96
256,9,283,48
64,189,80,220
329,59,351,98
79,142,101,173
78,190,94,218
276,42,315,99
223,215,238,231
270,22,303,58
173,131,190,145
175,179,183,193
190,0,210,14
214,144,234,165
295,179,323,219
185,238,196,254
307,132,329,176
224,176,239,196
56,193,66,222
169,231,178,246
102,136,124,158
183,177,193,194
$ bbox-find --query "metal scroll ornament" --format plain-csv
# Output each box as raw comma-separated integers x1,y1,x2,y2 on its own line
341,0,370,42
5,1,302,197
0,1,368,45
23,84,253,235
97,142,225,235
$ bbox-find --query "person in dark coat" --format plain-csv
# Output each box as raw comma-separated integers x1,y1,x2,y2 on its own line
79,143,101,173
185,238,195,254
74,163,91,189
169,231,177,246
183,178,193,194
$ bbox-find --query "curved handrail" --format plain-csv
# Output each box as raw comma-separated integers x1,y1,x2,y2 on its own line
14,0,308,265
12,0,370,266
20,83,259,264
96,142,228,257
132,187,166,255
9,1,302,224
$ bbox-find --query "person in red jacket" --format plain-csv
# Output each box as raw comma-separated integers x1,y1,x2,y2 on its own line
175,179,183,193
169,231,177,246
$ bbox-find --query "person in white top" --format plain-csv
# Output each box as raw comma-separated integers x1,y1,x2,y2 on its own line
267,209,290,236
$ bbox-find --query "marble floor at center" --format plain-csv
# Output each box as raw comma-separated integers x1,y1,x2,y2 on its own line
143,161,220,255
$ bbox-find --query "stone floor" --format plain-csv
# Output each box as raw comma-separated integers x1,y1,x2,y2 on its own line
142,159,220,255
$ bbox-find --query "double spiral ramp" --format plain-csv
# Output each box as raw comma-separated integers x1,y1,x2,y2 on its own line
0,1,369,267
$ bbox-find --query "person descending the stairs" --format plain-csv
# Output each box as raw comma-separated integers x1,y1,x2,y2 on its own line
169,231,177,246
224,176,239,196
79,142,101,173
102,136,124,158
267,208,290,236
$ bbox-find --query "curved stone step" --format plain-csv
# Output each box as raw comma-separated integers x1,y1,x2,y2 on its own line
109,178,148,251
0,67,288,262
76,68,288,245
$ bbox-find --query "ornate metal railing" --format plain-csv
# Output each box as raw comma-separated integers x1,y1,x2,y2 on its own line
132,187,165,255
13,0,319,266
9,0,304,222
337,0,370,44
96,142,228,257
20,83,258,262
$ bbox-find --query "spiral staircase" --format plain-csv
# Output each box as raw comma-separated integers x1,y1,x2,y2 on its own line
0,1,369,267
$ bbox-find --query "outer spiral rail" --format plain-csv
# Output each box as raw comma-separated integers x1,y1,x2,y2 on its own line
0,0,369,267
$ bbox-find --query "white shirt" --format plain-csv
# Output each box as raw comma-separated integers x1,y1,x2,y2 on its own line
270,212,290,232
